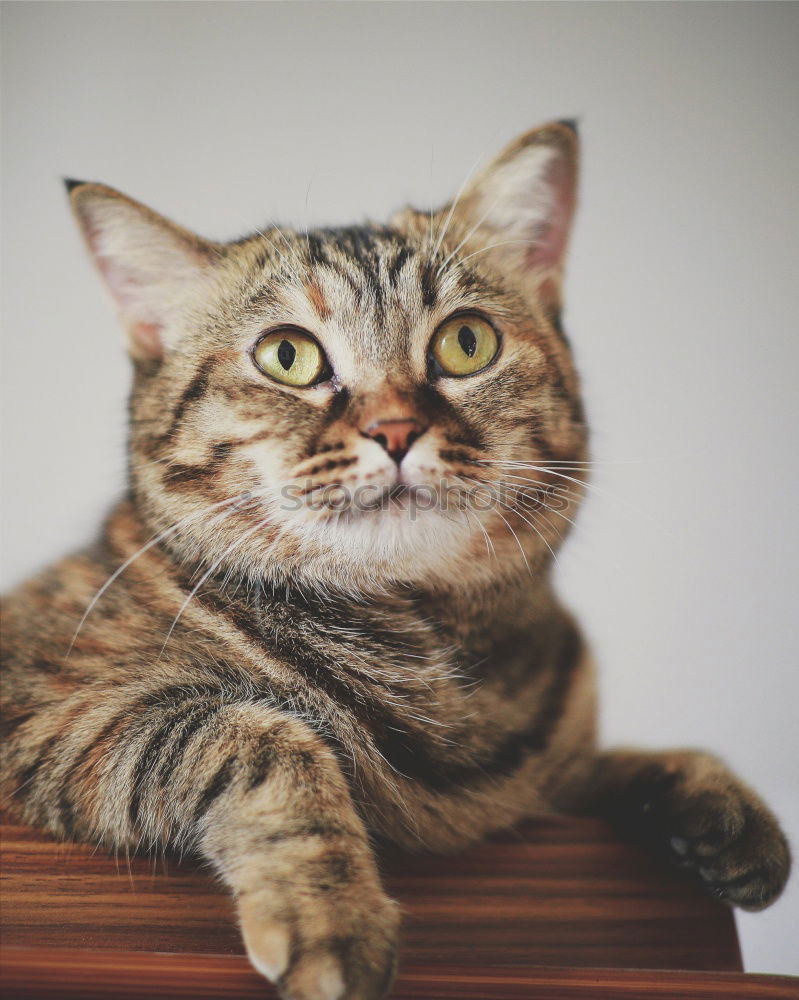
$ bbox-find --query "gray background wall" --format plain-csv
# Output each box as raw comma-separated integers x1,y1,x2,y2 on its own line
2,1,797,974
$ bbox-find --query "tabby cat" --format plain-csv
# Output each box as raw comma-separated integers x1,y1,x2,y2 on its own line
1,122,790,1000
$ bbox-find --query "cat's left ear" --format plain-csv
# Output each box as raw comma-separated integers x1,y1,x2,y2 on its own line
66,181,220,360
447,121,578,308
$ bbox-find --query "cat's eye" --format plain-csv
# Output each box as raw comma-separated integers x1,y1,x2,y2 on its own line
430,314,499,377
252,328,329,387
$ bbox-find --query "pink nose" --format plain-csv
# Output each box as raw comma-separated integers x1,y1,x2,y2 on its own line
362,418,427,464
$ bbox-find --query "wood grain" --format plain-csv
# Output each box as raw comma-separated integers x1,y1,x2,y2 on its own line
3,951,798,1000
3,814,792,997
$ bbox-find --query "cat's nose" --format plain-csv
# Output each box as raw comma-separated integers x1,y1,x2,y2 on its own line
361,418,427,465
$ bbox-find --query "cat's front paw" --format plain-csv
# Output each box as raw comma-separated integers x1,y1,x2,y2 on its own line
237,856,399,1000
623,753,791,910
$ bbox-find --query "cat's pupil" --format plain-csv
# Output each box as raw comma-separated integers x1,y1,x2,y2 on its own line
277,340,296,371
458,325,477,358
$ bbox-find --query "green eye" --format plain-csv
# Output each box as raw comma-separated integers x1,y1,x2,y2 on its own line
430,314,499,377
252,328,328,386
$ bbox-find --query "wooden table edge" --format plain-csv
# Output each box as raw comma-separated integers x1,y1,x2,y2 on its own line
2,947,796,999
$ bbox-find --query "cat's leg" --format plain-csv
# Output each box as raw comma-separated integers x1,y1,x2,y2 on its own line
573,749,791,910
1,684,399,1000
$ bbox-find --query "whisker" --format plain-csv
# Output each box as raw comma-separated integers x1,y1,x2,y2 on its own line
458,473,559,570
499,482,581,532
450,239,539,269
428,123,514,264
461,504,495,560
468,469,585,507
304,169,317,260
252,227,302,283
428,145,436,250
466,476,568,565
480,457,676,467
494,492,562,569
436,193,506,275
272,223,307,274
65,491,258,659
429,144,492,263
480,460,669,532
477,462,591,493
158,511,277,658
490,504,533,575
470,511,497,562
455,472,534,576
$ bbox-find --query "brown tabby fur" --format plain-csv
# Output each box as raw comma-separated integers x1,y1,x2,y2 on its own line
0,122,790,1000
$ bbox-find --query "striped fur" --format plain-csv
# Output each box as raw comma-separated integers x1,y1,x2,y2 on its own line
1,123,789,999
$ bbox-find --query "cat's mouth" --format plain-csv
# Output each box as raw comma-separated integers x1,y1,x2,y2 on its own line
306,480,450,524
348,482,427,516
287,459,486,528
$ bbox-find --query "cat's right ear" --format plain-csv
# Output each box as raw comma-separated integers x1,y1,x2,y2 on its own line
441,121,579,310
66,180,220,361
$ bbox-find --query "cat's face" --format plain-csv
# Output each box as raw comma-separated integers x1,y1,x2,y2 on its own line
70,122,586,591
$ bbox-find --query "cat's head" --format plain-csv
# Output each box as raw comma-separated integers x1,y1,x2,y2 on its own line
69,121,587,592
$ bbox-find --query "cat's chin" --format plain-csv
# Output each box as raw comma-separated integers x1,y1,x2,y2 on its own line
321,499,461,547
280,501,487,590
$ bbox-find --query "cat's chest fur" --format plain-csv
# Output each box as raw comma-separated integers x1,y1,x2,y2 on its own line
172,565,584,847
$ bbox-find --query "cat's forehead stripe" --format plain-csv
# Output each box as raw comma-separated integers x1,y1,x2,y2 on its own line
244,224,503,322
387,246,413,286
305,277,331,322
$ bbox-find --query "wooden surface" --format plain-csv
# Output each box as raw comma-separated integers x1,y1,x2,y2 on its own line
2,814,797,997
3,950,799,1000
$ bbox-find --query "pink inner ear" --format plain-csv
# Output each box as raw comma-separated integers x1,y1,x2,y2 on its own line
93,252,164,359
525,154,577,273
131,322,163,360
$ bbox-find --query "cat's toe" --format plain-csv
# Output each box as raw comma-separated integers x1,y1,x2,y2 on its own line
277,934,398,1000
241,918,292,983
239,887,399,1000
655,787,790,909
693,805,791,910
622,764,743,859
279,952,346,1000
663,789,746,860
611,754,791,909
